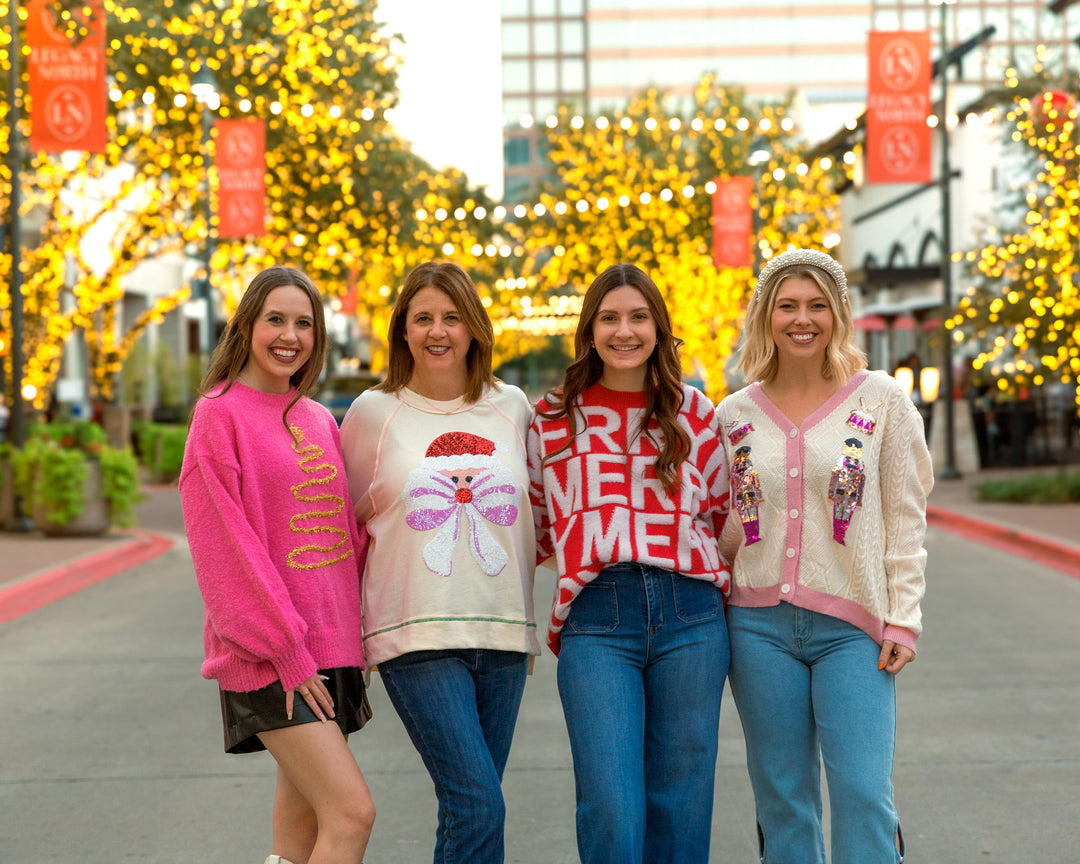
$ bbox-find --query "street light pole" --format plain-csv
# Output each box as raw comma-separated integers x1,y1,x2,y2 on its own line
5,0,34,532
748,137,770,276
6,0,26,452
934,0,961,478
191,66,218,356
200,105,216,355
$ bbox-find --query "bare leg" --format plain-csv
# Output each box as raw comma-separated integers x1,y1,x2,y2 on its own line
257,723,374,864
268,763,319,864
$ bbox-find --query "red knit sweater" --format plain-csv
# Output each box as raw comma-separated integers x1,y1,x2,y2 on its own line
527,383,731,654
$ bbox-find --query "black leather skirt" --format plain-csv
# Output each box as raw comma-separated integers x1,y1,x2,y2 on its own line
219,666,372,754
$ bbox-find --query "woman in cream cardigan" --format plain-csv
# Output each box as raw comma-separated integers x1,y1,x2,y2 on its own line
717,248,933,864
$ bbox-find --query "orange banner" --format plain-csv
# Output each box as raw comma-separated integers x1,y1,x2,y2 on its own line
866,31,932,185
27,0,107,153
711,177,753,269
215,119,266,239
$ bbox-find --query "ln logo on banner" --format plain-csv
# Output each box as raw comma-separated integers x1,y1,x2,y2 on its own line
27,0,107,153
216,119,266,239
866,31,932,185
711,177,754,269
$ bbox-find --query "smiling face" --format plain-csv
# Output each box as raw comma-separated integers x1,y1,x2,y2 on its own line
404,286,473,396
242,285,315,394
770,275,834,372
591,284,658,391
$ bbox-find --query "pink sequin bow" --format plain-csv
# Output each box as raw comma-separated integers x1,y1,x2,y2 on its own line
403,465,520,577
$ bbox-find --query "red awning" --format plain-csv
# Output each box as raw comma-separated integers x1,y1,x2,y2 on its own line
854,314,888,331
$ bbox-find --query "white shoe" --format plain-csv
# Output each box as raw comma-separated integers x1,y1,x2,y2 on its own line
264,856,297,864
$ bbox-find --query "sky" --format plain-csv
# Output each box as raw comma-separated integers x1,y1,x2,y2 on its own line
376,0,504,200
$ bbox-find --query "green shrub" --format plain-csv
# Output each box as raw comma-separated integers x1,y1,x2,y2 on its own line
11,436,49,510
974,472,1080,503
100,446,144,528
135,422,188,482
35,444,90,524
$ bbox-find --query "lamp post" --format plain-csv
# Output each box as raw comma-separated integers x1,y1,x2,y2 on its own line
932,0,961,479
5,0,34,532
191,65,218,356
748,137,770,275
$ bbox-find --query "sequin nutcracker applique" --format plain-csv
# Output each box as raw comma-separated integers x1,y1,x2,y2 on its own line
732,445,764,545
828,437,867,545
724,410,754,445
402,432,520,577
846,398,883,435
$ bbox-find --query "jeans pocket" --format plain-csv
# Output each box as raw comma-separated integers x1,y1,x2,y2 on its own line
566,578,619,634
672,575,721,623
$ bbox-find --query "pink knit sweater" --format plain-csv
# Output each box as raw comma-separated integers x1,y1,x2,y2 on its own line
528,383,732,655
180,382,366,693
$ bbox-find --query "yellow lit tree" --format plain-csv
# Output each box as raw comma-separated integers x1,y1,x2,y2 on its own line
512,76,849,400
952,84,1079,412
2,0,499,403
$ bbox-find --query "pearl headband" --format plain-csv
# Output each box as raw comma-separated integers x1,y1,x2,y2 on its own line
753,248,849,305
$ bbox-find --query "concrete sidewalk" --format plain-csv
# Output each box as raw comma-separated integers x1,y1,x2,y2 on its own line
0,484,183,624
2,468,1079,624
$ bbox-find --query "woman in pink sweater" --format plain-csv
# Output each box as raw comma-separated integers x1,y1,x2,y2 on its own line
528,263,731,864
180,266,374,864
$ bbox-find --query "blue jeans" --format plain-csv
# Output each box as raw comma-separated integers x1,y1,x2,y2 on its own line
556,563,729,864
379,649,528,864
727,604,904,864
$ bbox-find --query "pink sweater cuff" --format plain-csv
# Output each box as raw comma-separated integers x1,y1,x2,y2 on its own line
883,624,918,655
273,641,319,692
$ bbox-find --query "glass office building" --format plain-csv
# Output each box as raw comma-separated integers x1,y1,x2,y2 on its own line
502,0,1077,202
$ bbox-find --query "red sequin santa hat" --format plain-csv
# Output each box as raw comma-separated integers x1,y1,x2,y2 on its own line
422,432,508,471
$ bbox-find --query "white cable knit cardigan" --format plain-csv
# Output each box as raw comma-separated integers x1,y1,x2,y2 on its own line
716,369,934,652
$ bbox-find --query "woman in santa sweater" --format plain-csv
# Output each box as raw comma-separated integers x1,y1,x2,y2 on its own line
181,266,374,864
717,248,933,863
340,261,540,864
527,263,731,864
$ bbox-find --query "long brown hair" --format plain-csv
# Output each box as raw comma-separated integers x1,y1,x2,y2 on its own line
539,263,689,494
198,265,327,434
376,260,497,404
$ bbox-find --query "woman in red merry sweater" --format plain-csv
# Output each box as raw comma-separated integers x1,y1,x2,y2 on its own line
527,263,732,864
181,266,374,864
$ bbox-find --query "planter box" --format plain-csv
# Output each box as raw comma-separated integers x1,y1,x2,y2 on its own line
0,458,12,529
33,460,110,537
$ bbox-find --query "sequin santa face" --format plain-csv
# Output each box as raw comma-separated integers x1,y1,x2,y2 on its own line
770,276,834,372
243,285,315,394
402,432,521,577
404,286,473,392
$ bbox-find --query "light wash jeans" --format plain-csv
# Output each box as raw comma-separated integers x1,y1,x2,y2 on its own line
557,563,729,864
727,603,905,864
379,648,528,864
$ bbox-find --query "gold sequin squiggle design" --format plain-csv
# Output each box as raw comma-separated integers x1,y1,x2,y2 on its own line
287,424,354,570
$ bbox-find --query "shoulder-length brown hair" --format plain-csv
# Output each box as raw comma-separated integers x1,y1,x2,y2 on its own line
376,261,497,404
738,253,866,384
539,263,689,494
198,265,327,434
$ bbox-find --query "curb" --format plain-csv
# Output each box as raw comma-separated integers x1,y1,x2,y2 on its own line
0,530,175,626
927,505,1080,581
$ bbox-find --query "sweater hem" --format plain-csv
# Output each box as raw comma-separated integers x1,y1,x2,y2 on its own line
727,582,921,649
202,630,365,693
363,619,542,666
